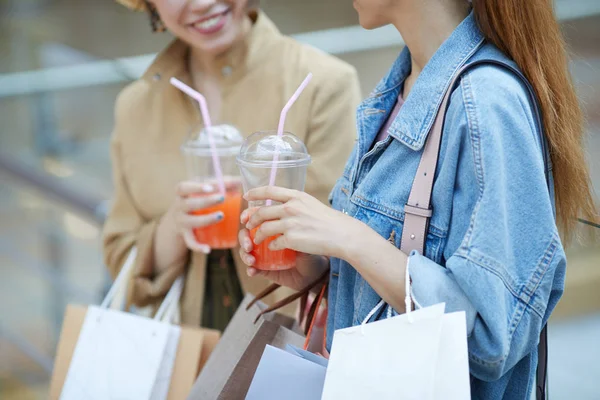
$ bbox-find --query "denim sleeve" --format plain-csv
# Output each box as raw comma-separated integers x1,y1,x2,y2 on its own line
409,67,566,382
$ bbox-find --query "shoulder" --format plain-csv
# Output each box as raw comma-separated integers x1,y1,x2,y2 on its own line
287,37,357,77
458,45,537,124
114,79,152,124
447,48,539,144
272,34,359,90
442,46,546,172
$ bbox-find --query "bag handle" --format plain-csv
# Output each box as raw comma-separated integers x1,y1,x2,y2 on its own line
399,59,550,400
154,275,185,323
100,247,184,324
302,283,327,351
246,268,329,326
101,247,138,310
246,268,330,350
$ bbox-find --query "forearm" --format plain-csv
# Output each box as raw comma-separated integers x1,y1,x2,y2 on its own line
153,211,188,274
337,220,408,313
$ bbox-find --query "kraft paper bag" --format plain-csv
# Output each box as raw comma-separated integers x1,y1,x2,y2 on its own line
188,294,304,400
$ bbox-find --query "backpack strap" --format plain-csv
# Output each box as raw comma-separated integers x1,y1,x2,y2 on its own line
399,58,550,400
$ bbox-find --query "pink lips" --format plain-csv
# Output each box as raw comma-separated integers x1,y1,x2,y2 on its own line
189,9,230,35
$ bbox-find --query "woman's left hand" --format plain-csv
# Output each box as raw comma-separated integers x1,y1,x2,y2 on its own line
244,186,365,260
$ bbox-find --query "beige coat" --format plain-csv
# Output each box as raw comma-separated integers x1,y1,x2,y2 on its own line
102,12,361,326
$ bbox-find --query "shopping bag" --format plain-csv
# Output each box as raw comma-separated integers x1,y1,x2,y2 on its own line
187,294,305,400
245,345,327,400
49,249,217,400
299,292,328,354
244,282,329,400
321,261,470,400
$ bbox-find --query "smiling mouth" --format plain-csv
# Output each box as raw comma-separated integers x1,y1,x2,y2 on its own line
190,9,230,35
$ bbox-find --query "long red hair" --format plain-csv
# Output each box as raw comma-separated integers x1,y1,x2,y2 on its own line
472,0,597,241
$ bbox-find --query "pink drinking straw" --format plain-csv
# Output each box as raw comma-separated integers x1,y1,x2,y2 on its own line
266,73,313,206
170,77,226,196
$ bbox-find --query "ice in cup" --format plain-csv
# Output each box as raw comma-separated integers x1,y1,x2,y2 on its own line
237,131,311,270
181,124,243,249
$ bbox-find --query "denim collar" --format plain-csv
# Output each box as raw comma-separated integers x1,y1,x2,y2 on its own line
366,12,485,151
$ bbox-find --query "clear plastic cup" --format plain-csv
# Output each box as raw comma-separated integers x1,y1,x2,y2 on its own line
181,124,243,249
237,131,311,270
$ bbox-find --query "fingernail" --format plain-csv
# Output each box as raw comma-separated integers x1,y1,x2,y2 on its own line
216,212,224,220
217,195,225,203
244,239,252,251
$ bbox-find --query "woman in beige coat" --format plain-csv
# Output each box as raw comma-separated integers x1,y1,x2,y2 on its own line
103,0,361,330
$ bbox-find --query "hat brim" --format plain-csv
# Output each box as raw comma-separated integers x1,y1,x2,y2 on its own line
116,0,146,11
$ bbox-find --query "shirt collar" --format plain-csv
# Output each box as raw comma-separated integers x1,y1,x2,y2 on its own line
373,11,485,151
141,10,280,85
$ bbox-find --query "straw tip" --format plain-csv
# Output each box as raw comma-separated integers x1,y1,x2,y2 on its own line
169,77,179,85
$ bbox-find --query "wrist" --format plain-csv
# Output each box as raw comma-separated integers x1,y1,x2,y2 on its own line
334,217,369,262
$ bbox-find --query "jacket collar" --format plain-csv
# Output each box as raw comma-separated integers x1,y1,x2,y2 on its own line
141,10,280,86
369,11,485,151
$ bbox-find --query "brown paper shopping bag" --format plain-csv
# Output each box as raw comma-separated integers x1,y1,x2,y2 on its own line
187,294,305,400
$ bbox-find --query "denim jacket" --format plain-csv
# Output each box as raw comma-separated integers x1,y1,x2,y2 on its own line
327,12,565,399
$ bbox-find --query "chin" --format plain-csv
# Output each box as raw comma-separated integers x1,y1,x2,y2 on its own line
186,29,239,56
199,39,236,56
358,17,384,30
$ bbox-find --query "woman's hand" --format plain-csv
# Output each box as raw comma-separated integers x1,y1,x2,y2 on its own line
153,181,224,273
238,209,329,292
171,181,225,253
239,186,410,313
243,186,365,260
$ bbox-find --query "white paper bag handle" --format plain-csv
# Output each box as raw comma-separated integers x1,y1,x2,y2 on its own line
99,247,183,324
361,256,423,329
101,247,138,309
154,275,184,322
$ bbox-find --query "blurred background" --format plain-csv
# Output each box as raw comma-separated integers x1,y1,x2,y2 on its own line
0,0,598,398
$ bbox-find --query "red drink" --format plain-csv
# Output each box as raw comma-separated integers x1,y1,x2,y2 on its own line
249,228,297,271
237,131,310,270
191,182,242,249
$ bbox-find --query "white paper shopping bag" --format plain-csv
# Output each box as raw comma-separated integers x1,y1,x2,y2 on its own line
60,307,172,400
322,304,445,400
150,277,185,400
245,345,327,400
433,311,470,399
59,250,184,400
321,256,471,400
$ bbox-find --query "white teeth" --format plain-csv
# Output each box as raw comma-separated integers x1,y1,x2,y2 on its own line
195,15,222,30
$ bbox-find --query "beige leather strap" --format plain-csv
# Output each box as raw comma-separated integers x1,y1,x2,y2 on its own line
400,67,465,254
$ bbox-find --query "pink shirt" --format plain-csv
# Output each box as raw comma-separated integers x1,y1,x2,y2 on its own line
374,93,405,145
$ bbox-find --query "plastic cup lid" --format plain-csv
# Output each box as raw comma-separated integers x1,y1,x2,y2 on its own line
181,124,243,156
236,131,311,168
